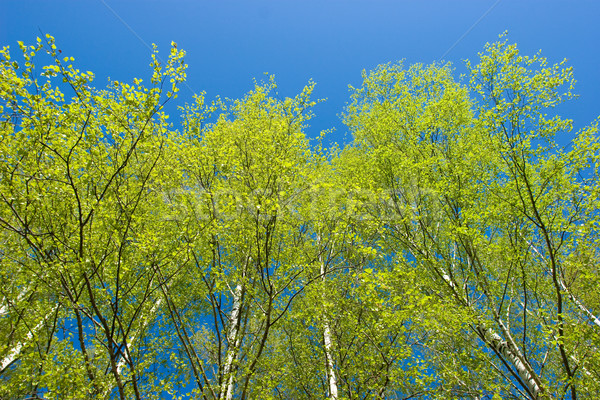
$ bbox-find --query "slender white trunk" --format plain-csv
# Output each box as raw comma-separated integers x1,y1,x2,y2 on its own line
522,234,600,328
1,304,58,373
98,297,165,399
221,283,243,400
440,271,541,397
323,321,338,400
475,324,541,398
117,297,163,374
318,236,338,400
0,287,33,371
558,280,600,329
0,287,31,317
1,323,42,372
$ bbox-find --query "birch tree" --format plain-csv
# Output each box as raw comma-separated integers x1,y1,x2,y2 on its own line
0,36,188,399
1,33,598,400
342,36,600,399
156,76,320,399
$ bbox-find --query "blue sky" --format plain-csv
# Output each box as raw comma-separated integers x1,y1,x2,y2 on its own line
2,0,599,145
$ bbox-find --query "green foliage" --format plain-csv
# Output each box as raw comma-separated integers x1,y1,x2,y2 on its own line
1,34,598,400
341,34,600,399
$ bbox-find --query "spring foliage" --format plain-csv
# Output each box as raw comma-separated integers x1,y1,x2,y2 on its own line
1,34,599,399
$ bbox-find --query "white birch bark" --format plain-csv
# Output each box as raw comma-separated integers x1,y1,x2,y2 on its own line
523,234,600,329
475,324,541,398
98,297,165,399
322,322,339,400
116,297,163,374
558,280,600,329
318,236,338,400
0,304,58,373
101,274,175,398
221,282,243,400
440,270,542,398
0,287,30,317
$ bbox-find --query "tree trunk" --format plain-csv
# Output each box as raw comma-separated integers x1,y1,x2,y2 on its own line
475,324,541,399
323,322,339,400
221,282,243,400
440,269,542,398
318,235,339,400
0,304,58,373
116,297,163,374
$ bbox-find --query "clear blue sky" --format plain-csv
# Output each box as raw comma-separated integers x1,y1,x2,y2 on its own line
2,0,599,145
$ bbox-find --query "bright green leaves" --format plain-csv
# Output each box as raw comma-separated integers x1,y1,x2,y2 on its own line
342,35,600,399
156,74,323,399
345,61,471,148
343,60,476,211
149,41,187,98
1,34,598,400
0,36,189,399
469,33,575,148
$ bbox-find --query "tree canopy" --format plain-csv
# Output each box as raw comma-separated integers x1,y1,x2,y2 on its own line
1,34,599,400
